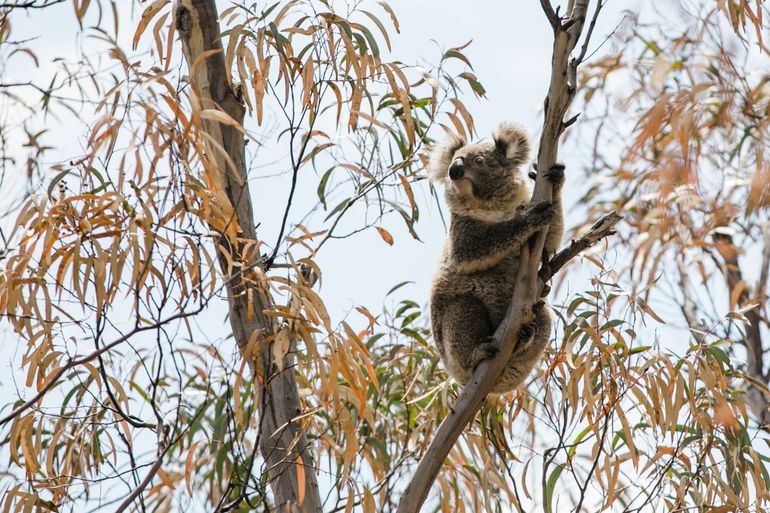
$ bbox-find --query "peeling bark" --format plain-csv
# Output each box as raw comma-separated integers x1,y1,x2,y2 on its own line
174,1,322,510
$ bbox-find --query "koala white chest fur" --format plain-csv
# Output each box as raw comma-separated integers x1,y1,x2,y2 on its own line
428,122,564,393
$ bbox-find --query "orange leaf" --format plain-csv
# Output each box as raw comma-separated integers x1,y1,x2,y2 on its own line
296,454,305,505
375,226,393,245
398,174,416,213
133,0,169,50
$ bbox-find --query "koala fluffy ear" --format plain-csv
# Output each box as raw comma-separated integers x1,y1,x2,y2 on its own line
493,122,530,167
428,132,465,182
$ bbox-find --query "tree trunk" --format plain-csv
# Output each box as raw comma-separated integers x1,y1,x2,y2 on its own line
174,1,322,510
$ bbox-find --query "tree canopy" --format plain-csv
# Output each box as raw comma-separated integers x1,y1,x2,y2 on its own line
1,1,769,512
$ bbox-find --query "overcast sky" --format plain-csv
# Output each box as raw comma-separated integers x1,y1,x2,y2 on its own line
7,0,756,510
1,1,635,327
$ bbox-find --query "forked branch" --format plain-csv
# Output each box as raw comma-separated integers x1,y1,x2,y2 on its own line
543,210,622,280
395,1,608,511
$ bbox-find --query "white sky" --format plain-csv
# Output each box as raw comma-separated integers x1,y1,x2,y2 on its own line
8,0,770,511
1,0,631,324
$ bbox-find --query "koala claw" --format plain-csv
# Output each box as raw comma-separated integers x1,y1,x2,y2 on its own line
527,201,556,225
519,321,538,342
471,338,499,369
545,163,565,186
512,321,538,353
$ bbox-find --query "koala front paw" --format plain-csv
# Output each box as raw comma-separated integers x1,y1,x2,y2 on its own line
510,322,539,357
471,338,499,369
545,163,565,188
527,201,556,227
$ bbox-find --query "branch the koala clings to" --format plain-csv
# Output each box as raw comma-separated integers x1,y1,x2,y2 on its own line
428,122,564,393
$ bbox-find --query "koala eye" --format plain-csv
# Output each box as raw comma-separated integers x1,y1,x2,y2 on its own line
474,156,484,165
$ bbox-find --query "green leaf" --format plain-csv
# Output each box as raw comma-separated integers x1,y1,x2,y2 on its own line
358,25,380,57
459,72,486,97
129,380,152,405
323,197,350,222
442,49,473,69
386,281,413,296
317,167,334,209
545,463,565,513
601,319,625,330
47,168,73,197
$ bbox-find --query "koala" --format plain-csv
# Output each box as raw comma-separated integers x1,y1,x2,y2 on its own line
428,122,564,394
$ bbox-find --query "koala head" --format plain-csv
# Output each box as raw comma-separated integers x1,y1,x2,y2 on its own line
428,122,532,221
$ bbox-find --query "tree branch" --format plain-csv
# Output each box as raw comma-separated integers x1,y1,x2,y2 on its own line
712,230,770,430
676,260,708,345
396,5,609,506
114,440,173,513
539,0,560,29
0,307,203,427
542,210,622,280
758,221,770,331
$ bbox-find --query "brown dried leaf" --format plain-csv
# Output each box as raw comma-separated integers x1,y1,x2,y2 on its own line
375,226,393,246
132,0,169,50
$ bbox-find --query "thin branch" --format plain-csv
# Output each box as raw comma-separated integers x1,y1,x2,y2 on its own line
676,260,708,345
113,407,202,513
577,0,605,63
0,307,203,427
542,210,622,280
713,231,770,430
540,0,560,29
574,397,612,513
114,445,170,513
758,221,770,334
0,0,66,9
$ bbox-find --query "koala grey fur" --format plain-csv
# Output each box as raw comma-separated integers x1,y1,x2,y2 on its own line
428,122,564,394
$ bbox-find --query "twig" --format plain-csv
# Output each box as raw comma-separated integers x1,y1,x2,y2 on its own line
712,231,770,430
539,0,560,29
758,221,770,332
577,0,605,63
676,260,708,345
113,406,204,513
114,446,170,513
0,307,203,427
543,211,622,280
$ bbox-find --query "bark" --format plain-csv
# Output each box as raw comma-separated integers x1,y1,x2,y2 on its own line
174,1,322,510
395,5,609,510
713,230,770,430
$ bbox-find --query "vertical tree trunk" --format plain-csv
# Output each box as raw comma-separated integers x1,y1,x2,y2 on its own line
173,1,322,510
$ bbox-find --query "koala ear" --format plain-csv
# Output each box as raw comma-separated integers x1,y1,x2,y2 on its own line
428,132,465,182
493,122,531,167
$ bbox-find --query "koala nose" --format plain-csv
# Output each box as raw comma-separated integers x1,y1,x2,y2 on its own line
448,158,465,180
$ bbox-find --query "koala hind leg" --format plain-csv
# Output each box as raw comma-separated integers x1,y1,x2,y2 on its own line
494,302,553,393
440,295,496,384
